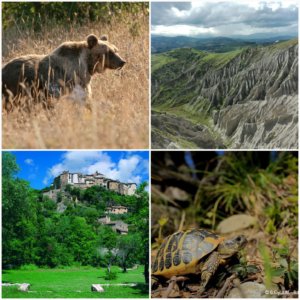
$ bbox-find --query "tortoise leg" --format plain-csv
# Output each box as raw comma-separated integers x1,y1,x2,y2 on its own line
197,252,220,296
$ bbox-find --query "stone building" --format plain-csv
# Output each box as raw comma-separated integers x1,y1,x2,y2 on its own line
52,171,136,195
105,205,128,214
119,183,137,196
98,216,128,234
98,215,111,225
111,221,128,235
43,189,59,201
107,180,120,193
106,180,137,196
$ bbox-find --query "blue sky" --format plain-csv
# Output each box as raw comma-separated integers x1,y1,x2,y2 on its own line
8,151,149,190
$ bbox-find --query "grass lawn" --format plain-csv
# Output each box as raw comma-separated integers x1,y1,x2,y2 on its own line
2,266,149,298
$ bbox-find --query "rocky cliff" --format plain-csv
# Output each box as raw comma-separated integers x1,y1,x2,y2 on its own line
152,39,298,149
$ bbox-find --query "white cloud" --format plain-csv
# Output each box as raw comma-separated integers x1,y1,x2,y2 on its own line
25,158,34,165
85,156,117,178
85,155,143,184
48,163,65,178
152,25,217,36
190,0,299,9
43,151,148,186
24,158,39,180
151,0,298,37
117,156,142,183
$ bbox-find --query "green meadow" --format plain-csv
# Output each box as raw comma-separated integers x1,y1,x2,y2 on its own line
2,266,148,298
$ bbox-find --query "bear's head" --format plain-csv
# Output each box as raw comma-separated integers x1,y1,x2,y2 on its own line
87,34,126,74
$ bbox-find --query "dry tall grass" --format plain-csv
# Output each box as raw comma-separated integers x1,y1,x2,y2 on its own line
2,14,149,149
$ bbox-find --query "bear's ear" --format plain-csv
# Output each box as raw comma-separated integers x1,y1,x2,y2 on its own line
100,35,108,41
87,34,98,48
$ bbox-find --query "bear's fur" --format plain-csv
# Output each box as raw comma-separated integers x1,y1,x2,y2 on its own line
2,34,126,109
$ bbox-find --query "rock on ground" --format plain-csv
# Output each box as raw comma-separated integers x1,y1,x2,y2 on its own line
18,283,30,292
217,214,257,234
91,284,104,292
227,282,266,298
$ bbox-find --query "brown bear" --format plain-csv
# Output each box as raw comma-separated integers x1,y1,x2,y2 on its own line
2,34,126,109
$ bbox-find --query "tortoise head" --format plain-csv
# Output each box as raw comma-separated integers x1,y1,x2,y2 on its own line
217,235,247,258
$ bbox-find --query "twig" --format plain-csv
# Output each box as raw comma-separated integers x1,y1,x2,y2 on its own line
178,210,186,232
162,280,177,298
152,185,180,207
216,274,236,298
158,169,200,187
162,276,189,298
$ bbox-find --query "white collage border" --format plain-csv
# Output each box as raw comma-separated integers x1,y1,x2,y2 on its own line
0,1,299,300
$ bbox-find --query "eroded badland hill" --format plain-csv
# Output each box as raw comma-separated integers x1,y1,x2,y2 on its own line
152,39,298,149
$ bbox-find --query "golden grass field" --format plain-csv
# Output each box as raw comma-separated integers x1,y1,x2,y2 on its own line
2,14,149,149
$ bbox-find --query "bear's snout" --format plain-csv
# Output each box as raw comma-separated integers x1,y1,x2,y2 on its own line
119,59,126,68
107,54,126,70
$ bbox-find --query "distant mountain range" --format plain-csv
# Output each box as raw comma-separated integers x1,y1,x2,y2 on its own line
151,35,297,53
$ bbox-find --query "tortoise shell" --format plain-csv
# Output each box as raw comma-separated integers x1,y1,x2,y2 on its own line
152,229,224,278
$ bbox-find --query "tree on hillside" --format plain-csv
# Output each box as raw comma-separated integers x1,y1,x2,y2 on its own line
128,182,149,283
69,217,97,264
97,226,119,273
42,196,57,216
80,207,99,226
117,234,141,273
36,216,73,267
82,186,107,209
2,152,38,268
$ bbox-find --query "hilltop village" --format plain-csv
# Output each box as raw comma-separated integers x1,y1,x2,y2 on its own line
54,171,136,195
43,171,137,235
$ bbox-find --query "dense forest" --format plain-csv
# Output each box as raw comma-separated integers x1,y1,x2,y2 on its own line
2,153,149,282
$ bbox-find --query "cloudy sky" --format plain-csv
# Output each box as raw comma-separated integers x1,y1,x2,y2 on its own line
10,151,149,189
151,0,298,37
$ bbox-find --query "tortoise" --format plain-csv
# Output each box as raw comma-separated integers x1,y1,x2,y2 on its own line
152,229,247,294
